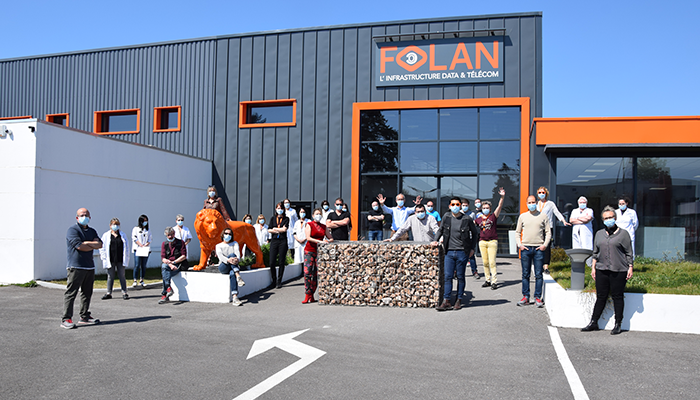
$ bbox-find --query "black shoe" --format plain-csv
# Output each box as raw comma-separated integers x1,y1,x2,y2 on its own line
481,281,491,288
581,321,600,332
611,323,622,335
101,293,112,300
122,293,130,300
491,282,498,290
436,299,453,312
276,283,283,289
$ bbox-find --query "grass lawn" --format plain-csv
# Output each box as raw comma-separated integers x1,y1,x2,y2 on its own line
549,252,700,295
47,268,164,289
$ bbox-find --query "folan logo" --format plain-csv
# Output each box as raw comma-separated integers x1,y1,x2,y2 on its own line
380,41,499,73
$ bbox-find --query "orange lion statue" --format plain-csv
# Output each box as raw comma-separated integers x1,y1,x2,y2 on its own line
193,209,265,270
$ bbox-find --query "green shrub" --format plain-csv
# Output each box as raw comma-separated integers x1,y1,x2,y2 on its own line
550,247,569,263
261,243,294,267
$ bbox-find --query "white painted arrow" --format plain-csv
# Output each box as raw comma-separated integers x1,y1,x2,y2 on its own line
233,329,326,400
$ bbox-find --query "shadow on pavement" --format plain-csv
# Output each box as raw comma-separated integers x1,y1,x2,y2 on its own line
99,315,172,325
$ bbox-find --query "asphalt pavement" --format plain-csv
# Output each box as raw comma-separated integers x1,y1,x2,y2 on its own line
1,259,698,400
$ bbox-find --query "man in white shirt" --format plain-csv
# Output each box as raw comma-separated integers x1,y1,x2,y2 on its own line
377,193,422,241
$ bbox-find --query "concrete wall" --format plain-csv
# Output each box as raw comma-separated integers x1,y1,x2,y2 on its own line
0,119,212,283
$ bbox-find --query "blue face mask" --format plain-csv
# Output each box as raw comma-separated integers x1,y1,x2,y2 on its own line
166,237,174,242
259,219,265,225
223,234,232,242
372,205,378,211
426,206,433,212
450,205,460,214
603,219,616,228
619,204,627,211
111,224,119,231
397,200,404,207
143,221,148,227
276,209,284,215
299,212,306,219
527,204,537,212
78,216,90,225
336,204,343,211
474,202,481,209
461,206,469,213
482,208,490,215
579,203,587,210
538,193,546,200
284,203,290,209
323,205,329,211
208,191,216,198
416,212,426,220
176,220,183,227
245,219,252,224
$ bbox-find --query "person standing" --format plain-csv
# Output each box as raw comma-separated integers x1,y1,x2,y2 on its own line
253,214,270,248
366,201,385,241
581,206,634,335
292,207,309,264
384,204,438,242
283,199,298,259
425,200,441,226
99,218,130,300
570,196,594,250
302,208,333,304
131,214,151,288
475,188,506,290
431,197,479,311
515,195,551,308
461,198,480,280
62,208,103,329
536,187,572,272
325,197,351,241
615,196,639,257
320,200,332,224
377,193,422,241
203,185,231,221
268,202,290,289
173,214,192,256
158,227,187,304
216,227,246,306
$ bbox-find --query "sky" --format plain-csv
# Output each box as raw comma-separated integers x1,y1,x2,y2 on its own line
2,0,699,118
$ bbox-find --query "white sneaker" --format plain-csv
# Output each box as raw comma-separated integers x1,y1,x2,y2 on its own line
132,281,138,288
237,276,245,287
231,295,242,306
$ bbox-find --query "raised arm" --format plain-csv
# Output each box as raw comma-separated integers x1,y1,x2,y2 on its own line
494,187,506,218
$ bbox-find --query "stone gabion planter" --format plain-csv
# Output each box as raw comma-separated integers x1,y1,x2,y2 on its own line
317,241,443,308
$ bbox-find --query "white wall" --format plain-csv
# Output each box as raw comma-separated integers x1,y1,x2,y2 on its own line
0,120,212,283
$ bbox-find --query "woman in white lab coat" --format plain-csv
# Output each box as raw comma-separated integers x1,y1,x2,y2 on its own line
570,196,594,250
283,199,298,258
292,207,309,264
615,196,639,257
253,214,270,248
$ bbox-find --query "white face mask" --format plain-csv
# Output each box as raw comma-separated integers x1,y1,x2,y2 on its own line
208,191,216,198
313,214,322,222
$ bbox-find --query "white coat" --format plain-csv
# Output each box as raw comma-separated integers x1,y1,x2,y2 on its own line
292,219,308,264
254,224,270,248
174,225,193,255
285,208,298,249
99,230,130,269
615,208,639,255
570,207,594,250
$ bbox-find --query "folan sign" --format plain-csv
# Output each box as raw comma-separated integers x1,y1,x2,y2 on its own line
375,37,504,87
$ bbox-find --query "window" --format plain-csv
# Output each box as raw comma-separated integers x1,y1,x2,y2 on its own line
153,106,181,132
93,109,140,135
239,99,296,128
46,113,69,126
0,115,32,120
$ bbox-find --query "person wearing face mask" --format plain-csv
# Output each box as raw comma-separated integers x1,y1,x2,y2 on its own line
615,196,639,257
425,201,441,226
475,188,506,290
292,207,309,264
582,206,634,335
325,197,351,241
570,196,594,250
99,218,130,300
173,214,192,256
131,214,151,288
536,187,572,273
61,208,103,329
460,198,480,280
377,193,423,241
253,214,270,248
384,204,438,242
158,227,188,304
366,200,385,241
282,199,299,259
431,197,479,311
302,208,334,304
473,198,483,219
203,185,232,221
320,200,332,224
515,195,552,308
216,228,246,306
268,202,290,289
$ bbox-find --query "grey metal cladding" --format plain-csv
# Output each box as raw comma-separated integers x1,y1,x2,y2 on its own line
0,41,216,160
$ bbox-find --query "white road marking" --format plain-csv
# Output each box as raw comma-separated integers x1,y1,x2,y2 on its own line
548,326,590,400
233,329,326,400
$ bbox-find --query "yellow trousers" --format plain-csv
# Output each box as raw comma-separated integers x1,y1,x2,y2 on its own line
479,240,498,283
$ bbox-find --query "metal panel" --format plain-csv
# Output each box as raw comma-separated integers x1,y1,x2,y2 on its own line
314,30,331,203
225,38,241,213
300,31,317,199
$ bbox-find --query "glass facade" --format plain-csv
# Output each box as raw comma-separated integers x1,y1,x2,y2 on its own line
359,107,521,254
556,156,700,261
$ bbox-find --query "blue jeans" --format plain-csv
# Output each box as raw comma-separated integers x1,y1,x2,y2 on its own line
520,246,544,299
443,250,468,300
367,230,383,241
133,254,149,281
218,262,240,294
161,263,180,295
469,254,478,274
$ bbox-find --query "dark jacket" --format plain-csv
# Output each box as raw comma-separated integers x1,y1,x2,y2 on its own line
161,238,188,270
435,212,479,253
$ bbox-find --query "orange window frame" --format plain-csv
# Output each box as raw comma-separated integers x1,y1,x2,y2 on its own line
351,97,531,240
93,108,141,135
153,106,182,132
0,115,32,120
239,99,297,128
46,113,70,126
